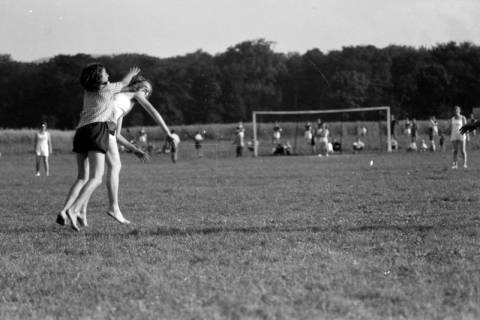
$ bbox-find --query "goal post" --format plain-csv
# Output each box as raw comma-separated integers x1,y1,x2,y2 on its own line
252,106,392,156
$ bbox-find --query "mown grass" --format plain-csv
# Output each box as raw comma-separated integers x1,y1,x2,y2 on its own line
0,150,479,319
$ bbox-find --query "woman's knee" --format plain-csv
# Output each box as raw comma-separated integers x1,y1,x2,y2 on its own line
107,161,121,176
110,159,121,172
87,176,103,186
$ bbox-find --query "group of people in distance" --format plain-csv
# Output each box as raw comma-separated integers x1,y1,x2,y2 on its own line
55,63,175,231
270,119,343,156
391,106,472,169
305,119,343,156
264,105,476,161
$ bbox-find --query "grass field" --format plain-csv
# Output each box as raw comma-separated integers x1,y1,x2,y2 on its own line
1,149,480,319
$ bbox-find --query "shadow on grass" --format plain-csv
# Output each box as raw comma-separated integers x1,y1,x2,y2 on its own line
124,223,435,237
0,223,436,237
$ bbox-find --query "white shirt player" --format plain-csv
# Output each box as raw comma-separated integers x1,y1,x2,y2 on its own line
35,131,50,156
112,93,134,122
450,116,466,141
170,132,180,147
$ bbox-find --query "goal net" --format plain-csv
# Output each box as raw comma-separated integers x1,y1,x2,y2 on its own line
252,107,392,156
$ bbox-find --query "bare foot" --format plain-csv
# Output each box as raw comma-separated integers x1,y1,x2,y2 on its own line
106,210,131,225
56,211,67,226
66,209,80,231
77,213,88,227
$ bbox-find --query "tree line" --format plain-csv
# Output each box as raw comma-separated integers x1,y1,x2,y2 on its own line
1,39,480,129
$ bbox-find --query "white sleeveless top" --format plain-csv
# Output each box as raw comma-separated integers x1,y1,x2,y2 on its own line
112,93,133,122
450,116,465,141
35,131,50,156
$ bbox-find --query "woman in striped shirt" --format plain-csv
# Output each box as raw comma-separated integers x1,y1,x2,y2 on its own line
80,76,175,226
58,63,140,231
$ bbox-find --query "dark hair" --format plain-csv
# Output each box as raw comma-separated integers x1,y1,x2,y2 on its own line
128,75,153,96
80,63,106,92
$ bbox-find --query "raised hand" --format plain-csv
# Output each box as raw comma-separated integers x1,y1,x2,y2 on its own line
129,67,141,77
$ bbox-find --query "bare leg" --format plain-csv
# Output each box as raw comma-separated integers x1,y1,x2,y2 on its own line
57,154,88,225
66,151,105,231
105,136,130,224
461,139,467,168
42,156,49,176
452,141,459,168
77,200,89,227
77,168,90,227
35,156,40,176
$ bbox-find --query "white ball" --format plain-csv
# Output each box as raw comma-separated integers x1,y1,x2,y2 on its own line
369,160,373,166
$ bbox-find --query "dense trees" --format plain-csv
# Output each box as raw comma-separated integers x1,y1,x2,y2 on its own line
1,40,480,128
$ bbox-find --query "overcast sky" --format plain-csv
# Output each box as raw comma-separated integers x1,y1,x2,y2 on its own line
1,0,479,61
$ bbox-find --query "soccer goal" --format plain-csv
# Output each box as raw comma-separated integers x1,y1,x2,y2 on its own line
252,106,392,156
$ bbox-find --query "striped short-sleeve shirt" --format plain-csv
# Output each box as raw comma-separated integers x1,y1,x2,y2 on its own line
76,82,124,128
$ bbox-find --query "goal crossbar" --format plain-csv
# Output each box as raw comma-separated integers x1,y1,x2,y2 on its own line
252,106,391,156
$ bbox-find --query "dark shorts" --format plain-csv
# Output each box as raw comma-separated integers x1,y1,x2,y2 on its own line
72,122,116,154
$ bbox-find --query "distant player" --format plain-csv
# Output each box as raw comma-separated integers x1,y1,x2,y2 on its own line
428,116,438,151
304,122,312,143
233,127,245,157
390,114,398,139
194,130,204,157
316,122,330,157
420,139,428,152
272,122,282,145
352,137,364,152
411,118,418,142
439,133,446,152
404,118,412,136
450,106,467,168
34,122,52,176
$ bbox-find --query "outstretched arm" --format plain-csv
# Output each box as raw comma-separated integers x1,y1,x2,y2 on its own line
119,67,141,88
133,92,172,138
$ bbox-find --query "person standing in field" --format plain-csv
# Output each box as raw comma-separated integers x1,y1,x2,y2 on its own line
449,106,468,169
411,118,418,143
233,126,245,157
468,113,476,136
439,133,446,152
272,121,282,146
316,122,330,157
34,122,52,176
304,122,313,144
194,130,204,157
137,128,148,151
428,116,439,151
359,126,367,137
404,118,412,136
57,63,140,231
390,114,398,139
